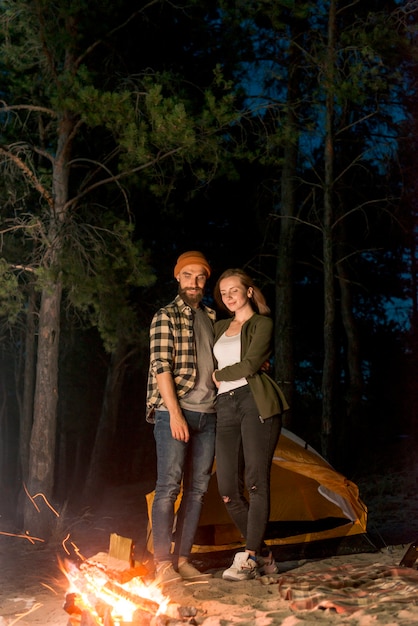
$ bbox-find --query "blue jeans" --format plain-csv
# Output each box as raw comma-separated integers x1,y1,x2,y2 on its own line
152,409,216,564
215,385,281,554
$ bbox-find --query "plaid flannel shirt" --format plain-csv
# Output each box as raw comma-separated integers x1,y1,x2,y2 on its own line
146,294,216,423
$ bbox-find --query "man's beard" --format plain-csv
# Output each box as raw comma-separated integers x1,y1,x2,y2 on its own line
178,286,204,308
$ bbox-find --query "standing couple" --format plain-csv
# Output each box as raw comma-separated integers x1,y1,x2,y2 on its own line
146,251,289,585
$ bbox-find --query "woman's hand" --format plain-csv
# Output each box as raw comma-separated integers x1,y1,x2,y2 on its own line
212,371,221,389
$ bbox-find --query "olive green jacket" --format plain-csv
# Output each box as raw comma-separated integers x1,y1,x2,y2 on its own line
213,314,289,420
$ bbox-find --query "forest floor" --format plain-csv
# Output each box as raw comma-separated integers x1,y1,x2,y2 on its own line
1,466,418,626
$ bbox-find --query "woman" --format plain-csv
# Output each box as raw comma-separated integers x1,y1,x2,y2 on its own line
212,269,289,581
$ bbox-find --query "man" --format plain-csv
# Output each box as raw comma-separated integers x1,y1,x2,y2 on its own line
146,250,216,585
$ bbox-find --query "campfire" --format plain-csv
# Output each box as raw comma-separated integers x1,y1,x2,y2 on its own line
62,534,198,626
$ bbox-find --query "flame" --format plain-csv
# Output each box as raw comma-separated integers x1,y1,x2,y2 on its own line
62,558,171,624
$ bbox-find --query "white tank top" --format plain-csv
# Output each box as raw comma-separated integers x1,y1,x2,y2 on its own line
213,331,248,395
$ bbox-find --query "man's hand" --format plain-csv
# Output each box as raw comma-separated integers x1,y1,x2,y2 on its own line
155,371,190,442
170,412,190,442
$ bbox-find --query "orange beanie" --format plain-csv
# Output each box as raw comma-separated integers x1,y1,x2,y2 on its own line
174,251,211,278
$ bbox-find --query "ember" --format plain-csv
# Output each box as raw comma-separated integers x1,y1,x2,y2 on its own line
62,535,197,626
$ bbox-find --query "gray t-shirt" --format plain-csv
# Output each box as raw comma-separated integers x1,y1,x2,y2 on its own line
180,307,216,413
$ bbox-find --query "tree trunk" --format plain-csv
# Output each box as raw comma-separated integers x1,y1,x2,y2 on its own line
19,286,37,485
274,21,304,429
275,154,296,429
23,282,63,536
408,201,418,477
321,0,337,460
336,259,363,470
82,341,129,504
23,111,74,537
16,287,38,526
0,378,8,500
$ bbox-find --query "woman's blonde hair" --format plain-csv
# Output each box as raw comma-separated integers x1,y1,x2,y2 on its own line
214,268,271,316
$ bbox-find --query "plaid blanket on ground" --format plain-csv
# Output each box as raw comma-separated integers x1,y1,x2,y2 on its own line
277,563,418,613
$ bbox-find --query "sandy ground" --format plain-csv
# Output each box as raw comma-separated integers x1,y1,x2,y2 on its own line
1,480,418,626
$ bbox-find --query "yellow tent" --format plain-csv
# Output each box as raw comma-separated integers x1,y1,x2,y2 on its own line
146,428,368,553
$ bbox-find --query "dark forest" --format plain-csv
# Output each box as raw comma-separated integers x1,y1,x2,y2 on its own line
0,0,416,539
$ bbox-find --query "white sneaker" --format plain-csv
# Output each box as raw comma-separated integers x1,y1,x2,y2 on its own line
222,551,258,581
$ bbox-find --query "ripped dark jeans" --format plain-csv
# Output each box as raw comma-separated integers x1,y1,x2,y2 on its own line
215,384,281,554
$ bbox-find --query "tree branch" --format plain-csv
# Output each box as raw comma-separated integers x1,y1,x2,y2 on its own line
75,0,163,68
0,102,57,118
0,147,54,209
64,146,184,211
9,263,36,274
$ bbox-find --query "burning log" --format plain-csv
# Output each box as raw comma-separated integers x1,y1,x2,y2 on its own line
84,533,149,584
63,534,199,626
65,590,198,626
65,592,113,626
102,579,160,614
81,608,111,626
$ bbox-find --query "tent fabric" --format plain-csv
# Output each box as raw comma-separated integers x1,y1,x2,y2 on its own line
145,427,368,554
